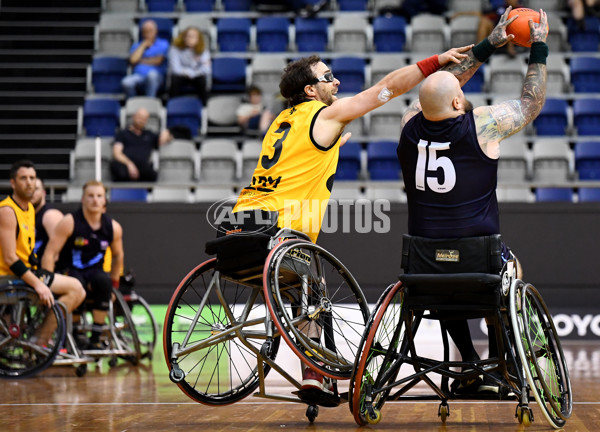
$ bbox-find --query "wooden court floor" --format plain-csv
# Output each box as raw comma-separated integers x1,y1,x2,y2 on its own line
1,341,599,432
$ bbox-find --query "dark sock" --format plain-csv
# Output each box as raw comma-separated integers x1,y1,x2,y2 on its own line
445,320,479,363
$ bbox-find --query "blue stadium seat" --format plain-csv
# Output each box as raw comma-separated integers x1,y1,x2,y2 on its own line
145,0,177,12
568,17,600,52
367,140,401,180
138,17,174,42
83,99,121,137
578,187,600,202
535,187,574,202
110,188,149,202
211,57,247,92
337,141,362,180
295,17,329,52
570,57,600,93
216,17,251,52
331,57,365,93
337,0,368,11
372,16,406,52
575,141,600,180
91,56,128,94
166,96,203,137
573,98,600,136
183,0,214,11
533,98,569,136
256,17,290,52
462,64,484,93
222,0,252,11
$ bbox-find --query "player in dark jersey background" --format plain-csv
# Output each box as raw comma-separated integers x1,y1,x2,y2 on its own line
31,178,64,261
42,181,125,349
398,7,549,393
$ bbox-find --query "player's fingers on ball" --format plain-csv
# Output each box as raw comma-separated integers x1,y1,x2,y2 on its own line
506,15,519,26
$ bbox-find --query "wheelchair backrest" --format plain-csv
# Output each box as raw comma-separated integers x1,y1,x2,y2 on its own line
401,234,503,275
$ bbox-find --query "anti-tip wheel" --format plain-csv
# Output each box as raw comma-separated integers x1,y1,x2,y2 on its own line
439,404,449,423
306,405,319,423
367,408,382,424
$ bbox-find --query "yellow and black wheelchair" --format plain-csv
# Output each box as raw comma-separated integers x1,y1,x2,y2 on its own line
163,217,370,422
349,234,572,429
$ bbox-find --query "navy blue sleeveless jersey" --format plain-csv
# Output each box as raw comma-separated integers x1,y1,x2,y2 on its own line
34,204,51,259
59,208,114,271
397,111,500,238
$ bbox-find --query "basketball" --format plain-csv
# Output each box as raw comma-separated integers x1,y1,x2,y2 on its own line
506,8,545,47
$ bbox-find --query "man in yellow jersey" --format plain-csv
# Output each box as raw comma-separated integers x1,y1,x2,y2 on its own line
226,47,473,398
0,160,86,344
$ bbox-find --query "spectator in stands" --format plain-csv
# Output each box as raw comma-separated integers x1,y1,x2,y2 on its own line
381,0,448,21
121,19,169,98
31,178,64,260
236,85,273,137
168,26,211,105
0,160,85,344
42,180,124,350
398,7,547,393
110,107,172,182
568,0,600,29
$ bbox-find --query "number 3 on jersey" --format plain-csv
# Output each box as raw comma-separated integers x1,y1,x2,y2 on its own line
415,139,456,193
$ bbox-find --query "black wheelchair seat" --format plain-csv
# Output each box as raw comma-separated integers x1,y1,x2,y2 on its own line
205,233,272,278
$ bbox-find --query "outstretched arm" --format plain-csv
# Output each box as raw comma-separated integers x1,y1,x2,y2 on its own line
473,10,549,156
441,6,517,86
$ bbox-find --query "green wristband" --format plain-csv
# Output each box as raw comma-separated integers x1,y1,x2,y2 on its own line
472,38,496,63
529,42,549,65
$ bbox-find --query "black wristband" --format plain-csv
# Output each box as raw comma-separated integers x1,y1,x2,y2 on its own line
472,38,496,63
9,260,29,277
529,42,548,65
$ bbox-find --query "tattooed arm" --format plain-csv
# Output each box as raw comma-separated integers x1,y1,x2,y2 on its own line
440,6,517,86
400,99,422,131
473,10,549,158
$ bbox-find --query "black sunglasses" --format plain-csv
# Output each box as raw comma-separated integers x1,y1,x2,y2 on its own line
310,71,335,84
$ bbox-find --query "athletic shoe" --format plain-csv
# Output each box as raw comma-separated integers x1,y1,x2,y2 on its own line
478,373,501,394
301,367,334,395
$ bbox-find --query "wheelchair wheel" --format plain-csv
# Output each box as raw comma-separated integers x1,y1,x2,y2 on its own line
264,240,370,380
510,281,572,428
125,293,158,360
349,282,404,425
0,286,66,378
164,258,280,405
110,288,142,365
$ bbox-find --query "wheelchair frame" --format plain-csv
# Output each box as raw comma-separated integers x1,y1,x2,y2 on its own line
0,279,66,378
349,259,572,429
163,229,370,422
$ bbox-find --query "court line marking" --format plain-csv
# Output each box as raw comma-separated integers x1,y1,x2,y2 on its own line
1,401,598,407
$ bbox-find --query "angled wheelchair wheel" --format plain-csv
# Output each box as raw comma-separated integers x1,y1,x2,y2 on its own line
125,293,158,360
264,240,370,380
110,288,142,365
510,281,572,428
349,282,405,425
0,285,66,378
164,258,280,405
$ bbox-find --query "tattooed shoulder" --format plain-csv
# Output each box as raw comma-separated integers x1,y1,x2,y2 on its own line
400,99,422,129
475,100,525,141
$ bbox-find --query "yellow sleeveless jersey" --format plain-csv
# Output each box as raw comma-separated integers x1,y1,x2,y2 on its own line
234,100,340,243
0,196,36,275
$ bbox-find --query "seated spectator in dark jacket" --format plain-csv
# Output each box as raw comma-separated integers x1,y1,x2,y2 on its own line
168,26,211,105
110,108,172,182
121,19,169,98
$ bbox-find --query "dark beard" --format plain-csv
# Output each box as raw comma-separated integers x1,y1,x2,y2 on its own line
464,99,474,113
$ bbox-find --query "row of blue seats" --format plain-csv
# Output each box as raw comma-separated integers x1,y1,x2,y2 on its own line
106,14,600,54
337,140,600,181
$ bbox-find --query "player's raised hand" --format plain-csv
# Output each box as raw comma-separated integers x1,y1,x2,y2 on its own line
489,5,517,48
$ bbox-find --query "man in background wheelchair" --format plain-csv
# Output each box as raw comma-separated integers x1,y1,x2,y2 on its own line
42,180,125,351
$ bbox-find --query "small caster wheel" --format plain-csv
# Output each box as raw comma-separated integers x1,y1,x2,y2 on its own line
169,367,185,383
306,404,318,423
108,357,117,367
439,404,449,423
366,407,382,424
75,364,87,377
516,406,533,427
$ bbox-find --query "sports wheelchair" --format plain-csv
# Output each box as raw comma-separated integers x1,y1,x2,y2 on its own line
0,278,66,378
164,227,370,422
349,234,572,429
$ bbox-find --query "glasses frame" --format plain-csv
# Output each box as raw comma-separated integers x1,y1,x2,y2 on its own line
310,71,335,85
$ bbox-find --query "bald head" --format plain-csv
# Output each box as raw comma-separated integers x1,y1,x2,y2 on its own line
132,108,149,130
419,71,465,121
